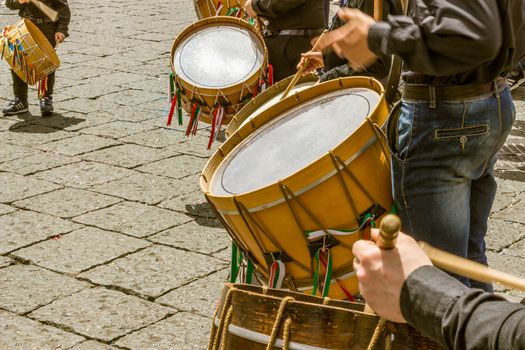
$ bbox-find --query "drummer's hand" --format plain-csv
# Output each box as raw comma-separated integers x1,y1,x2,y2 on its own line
18,0,29,4
244,0,257,18
352,230,432,323
55,32,66,44
316,8,378,70
297,51,324,75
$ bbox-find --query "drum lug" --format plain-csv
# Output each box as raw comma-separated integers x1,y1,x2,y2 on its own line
263,252,293,266
307,235,340,257
358,204,386,224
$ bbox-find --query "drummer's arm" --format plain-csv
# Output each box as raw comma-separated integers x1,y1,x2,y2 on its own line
250,0,307,17
5,0,27,10
401,266,525,350
53,0,71,37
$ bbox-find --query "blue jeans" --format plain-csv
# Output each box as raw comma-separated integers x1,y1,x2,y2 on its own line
390,86,515,291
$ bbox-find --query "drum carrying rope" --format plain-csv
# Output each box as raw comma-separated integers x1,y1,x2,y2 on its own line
265,296,295,350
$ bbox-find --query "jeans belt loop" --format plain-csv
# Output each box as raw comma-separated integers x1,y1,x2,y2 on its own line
429,86,436,109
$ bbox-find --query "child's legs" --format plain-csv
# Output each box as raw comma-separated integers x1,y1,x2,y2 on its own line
37,23,57,97
12,70,28,101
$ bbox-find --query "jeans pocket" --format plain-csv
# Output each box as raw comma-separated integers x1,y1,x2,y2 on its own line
434,124,489,139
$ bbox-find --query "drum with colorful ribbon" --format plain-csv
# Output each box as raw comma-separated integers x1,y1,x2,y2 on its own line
168,16,269,148
1,19,60,97
201,76,392,300
194,0,247,20
209,283,441,349
225,73,318,137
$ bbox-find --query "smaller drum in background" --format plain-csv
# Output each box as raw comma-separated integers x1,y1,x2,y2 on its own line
170,16,268,125
194,0,246,19
1,19,60,85
209,284,442,350
226,73,318,137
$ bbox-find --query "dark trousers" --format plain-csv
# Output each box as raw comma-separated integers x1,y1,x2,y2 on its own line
12,22,56,100
265,35,316,82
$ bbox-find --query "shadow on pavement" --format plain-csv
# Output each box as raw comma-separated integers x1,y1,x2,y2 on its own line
8,112,85,132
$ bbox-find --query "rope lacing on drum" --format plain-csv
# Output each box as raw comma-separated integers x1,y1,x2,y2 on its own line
266,296,295,350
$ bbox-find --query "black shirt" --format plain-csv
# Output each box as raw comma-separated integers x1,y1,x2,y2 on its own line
401,266,525,349
368,0,525,85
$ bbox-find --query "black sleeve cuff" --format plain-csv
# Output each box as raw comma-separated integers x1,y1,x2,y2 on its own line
368,22,391,57
400,265,468,345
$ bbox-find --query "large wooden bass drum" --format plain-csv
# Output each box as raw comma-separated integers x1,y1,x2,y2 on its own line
209,283,442,349
201,77,392,299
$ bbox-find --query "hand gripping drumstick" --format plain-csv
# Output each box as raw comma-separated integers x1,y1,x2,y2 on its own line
363,214,400,314
280,30,328,101
29,0,59,22
371,214,525,292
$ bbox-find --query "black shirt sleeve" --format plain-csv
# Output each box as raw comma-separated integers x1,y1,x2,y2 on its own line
367,0,502,77
401,266,525,350
5,0,23,10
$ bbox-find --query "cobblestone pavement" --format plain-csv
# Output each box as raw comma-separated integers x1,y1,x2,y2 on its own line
0,1,524,349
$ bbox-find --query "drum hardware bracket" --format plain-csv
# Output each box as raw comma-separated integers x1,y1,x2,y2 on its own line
307,235,340,257
263,252,293,266
358,204,386,226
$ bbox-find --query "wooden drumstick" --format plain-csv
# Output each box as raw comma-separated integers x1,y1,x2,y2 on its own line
420,242,525,292
363,214,401,314
29,0,58,22
280,30,327,101
375,214,400,250
373,0,383,21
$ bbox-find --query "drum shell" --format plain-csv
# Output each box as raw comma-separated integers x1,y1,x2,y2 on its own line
202,77,392,299
225,73,318,137
1,19,60,85
170,17,267,124
210,283,443,349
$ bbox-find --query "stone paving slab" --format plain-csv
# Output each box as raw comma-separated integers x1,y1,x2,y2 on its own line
0,256,14,268
486,219,525,251
503,235,525,258
90,173,195,205
149,219,229,255
487,251,525,300
159,190,215,218
82,143,172,168
112,106,159,123
13,227,150,274
157,269,228,317
114,312,211,350
30,112,114,132
30,287,173,342
0,143,36,163
0,203,16,216
14,188,122,218
0,151,80,176
57,98,120,114
33,161,137,189
73,201,191,238
81,121,156,139
97,89,163,107
68,340,120,350
136,154,208,179
493,198,525,224
0,264,88,314
0,310,85,350
36,134,121,156
120,128,188,149
61,81,124,100
0,125,76,146
80,245,226,298
0,210,81,254
0,172,60,203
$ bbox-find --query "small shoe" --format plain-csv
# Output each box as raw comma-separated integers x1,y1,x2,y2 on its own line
2,97,28,115
507,70,525,91
40,96,54,116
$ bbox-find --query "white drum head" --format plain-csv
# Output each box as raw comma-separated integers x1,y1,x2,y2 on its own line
173,25,265,88
211,87,380,195
239,81,316,129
